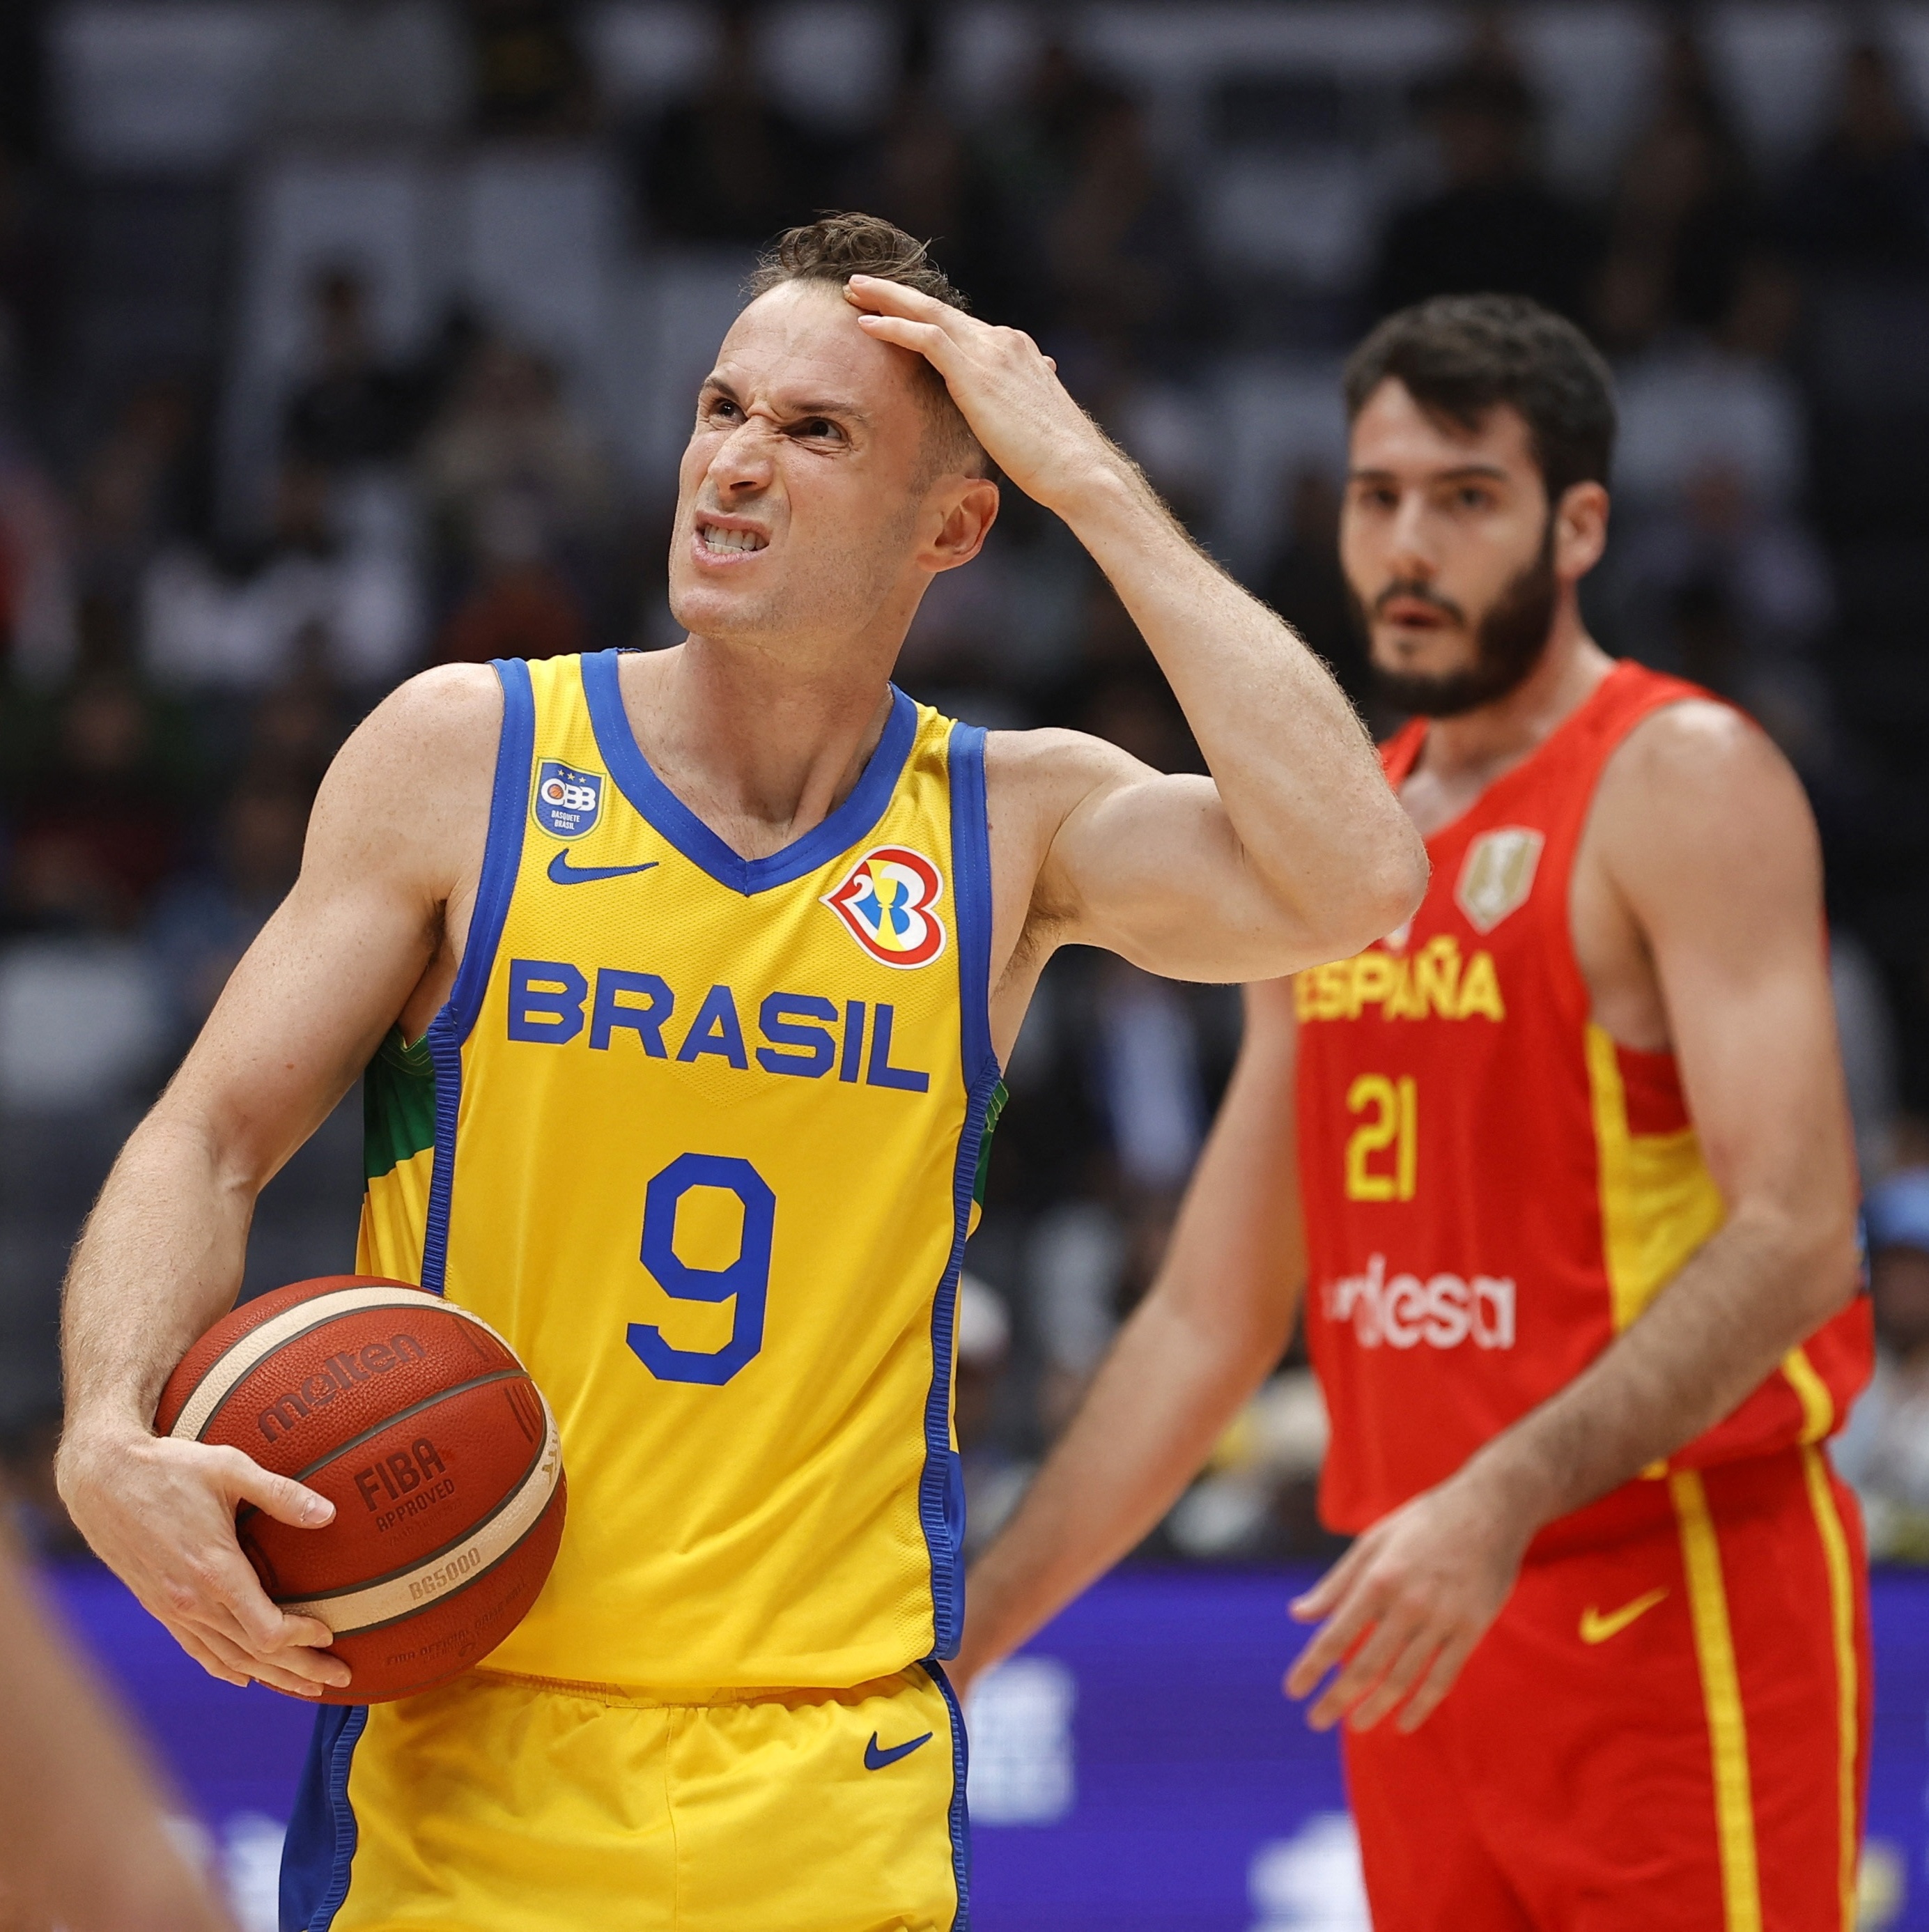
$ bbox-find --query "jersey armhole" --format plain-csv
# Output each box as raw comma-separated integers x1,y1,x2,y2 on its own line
946,720,998,1086
439,656,535,1043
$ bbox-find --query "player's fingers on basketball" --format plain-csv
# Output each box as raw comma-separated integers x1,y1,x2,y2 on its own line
1393,1630,1480,1734
203,1616,345,1697
215,1446,334,1528
192,1623,303,1695
173,1625,252,1690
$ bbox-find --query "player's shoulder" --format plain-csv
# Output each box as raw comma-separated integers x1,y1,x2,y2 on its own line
1594,690,1799,824
309,664,504,876
982,723,1150,803
328,663,503,791
1593,693,1815,876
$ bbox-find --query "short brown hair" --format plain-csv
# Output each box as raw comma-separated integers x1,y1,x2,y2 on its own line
1343,294,1616,502
748,211,989,482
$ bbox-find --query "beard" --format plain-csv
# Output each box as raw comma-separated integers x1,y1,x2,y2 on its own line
1352,520,1560,719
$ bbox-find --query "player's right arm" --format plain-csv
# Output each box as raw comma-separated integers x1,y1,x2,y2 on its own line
954,977,1304,1688
55,666,501,1697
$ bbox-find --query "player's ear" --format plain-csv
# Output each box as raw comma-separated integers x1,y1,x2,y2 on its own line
1552,481,1609,582
922,477,1000,575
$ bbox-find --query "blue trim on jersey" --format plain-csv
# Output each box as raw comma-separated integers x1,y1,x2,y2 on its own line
279,1703,367,1931
947,724,997,1093
927,1658,973,1930
418,656,533,1295
917,723,999,1657
582,647,919,895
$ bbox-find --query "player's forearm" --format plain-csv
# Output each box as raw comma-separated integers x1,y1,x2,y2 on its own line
963,1006,1303,1676
963,1281,1291,1674
1462,1202,1861,1533
60,1106,258,1444
1055,464,1424,952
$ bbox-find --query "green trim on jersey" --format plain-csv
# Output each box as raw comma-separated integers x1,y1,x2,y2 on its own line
972,1080,1008,1210
363,1028,436,1182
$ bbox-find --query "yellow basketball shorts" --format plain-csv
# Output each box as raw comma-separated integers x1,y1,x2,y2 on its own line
279,1663,968,1931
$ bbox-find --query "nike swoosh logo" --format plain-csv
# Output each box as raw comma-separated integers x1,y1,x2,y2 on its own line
1580,1587,1669,1645
864,1729,933,1771
547,853,660,886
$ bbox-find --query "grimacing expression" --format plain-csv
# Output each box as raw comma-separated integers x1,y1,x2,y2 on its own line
1340,380,1564,718
668,281,968,645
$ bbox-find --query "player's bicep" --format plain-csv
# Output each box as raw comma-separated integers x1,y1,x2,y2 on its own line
1038,743,1321,981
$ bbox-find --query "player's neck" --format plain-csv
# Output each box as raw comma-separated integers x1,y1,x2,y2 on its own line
1412,615,1614,800
616,636,900,863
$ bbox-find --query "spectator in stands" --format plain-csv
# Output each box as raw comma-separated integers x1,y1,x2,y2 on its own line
434,483,586,664
3,674,185,933
142,458,421,690
282,266,426,474
838,16,1000,314
1782,41,1929,275
638,8,828,247
1593,28,1765,353
1834,1170,1929,1560
263,0,469,141
147,778,310,1040
1044,93,1203,372
977,41,1126,339
0,320,74,683
466,0,594,139
70,377,206,670
1370,36,1597,323
417,335,612,567
1259,467,1373,719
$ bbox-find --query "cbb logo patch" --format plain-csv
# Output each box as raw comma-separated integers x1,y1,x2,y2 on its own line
823,846,947,968
533,761,604,840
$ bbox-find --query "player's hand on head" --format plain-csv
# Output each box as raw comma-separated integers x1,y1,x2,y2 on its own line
1280,1471,1528,1735
56,1429,350,1695
844,275,1110,511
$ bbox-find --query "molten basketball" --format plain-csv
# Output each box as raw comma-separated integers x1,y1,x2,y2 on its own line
155,1274,566,1704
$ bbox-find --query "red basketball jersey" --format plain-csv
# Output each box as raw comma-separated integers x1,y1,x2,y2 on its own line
1296,660,1872,1536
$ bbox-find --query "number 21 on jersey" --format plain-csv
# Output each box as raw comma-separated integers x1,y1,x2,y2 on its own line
1346,1074,1417,1202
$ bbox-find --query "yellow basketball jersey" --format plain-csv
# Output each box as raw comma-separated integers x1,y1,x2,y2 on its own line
356,649,1002,1690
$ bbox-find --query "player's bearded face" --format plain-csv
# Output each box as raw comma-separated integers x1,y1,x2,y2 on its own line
1351,514,1559,718
668,284,932,649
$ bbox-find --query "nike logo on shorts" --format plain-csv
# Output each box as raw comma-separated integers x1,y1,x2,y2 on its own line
864,1729,933,1771
547,853,660,886
1579,1586,1669,1645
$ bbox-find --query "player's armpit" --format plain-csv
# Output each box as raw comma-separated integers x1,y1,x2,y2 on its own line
993,729,1414,986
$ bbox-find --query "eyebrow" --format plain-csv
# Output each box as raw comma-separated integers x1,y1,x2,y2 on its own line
698,376,872,428
1349,463,1512,484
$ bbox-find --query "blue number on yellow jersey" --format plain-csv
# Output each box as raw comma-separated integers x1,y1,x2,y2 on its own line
357,649,1002,1690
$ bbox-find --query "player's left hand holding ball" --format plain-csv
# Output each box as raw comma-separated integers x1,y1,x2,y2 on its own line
1283,1469,1530,1734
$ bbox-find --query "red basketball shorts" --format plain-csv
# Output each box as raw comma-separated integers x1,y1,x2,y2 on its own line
1341,1445,1870,1932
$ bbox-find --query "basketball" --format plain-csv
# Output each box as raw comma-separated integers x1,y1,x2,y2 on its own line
154,1275,566,1705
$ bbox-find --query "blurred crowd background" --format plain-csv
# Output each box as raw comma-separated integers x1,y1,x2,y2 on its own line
3,0,1929,1573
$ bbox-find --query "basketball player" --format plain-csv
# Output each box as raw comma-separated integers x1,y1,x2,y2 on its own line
51,215,1424,1931
959,295,1873,1931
